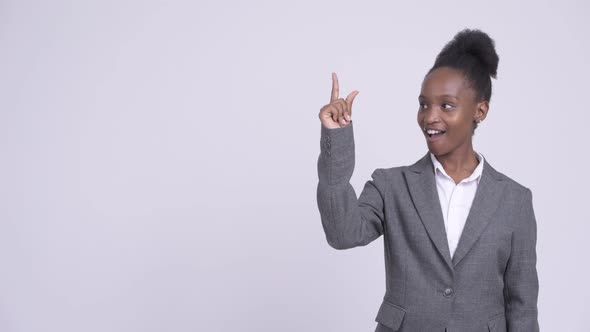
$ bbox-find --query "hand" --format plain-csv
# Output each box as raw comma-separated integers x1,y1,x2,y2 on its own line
318,72,359,129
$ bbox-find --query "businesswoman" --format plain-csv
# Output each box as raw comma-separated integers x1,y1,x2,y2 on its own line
316,29,539,332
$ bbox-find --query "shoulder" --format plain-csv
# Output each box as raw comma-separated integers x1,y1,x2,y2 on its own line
370,165,406,181
487,162,532,196
499,173,530,192
484,160,534,209
371,155,534,197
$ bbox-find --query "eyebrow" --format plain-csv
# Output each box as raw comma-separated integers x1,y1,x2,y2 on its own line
418,94,459,100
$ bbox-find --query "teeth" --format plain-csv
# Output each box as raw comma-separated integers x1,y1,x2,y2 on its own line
427,129,444,134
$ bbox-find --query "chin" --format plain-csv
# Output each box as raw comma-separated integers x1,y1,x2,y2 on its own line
426,145,448,156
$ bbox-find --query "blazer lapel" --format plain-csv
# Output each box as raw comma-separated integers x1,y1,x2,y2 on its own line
406,152,453,271
451,154,505,268
405,151,506,272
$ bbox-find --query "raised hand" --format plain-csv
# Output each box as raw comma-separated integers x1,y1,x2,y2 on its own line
318,72,359,129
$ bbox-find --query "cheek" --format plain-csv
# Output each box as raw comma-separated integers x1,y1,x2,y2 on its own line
446,116,474,138
445,111,471,126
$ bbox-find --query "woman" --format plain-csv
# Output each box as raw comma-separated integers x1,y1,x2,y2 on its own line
316,29,539,332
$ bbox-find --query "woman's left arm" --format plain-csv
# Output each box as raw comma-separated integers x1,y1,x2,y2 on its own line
503,187,540,331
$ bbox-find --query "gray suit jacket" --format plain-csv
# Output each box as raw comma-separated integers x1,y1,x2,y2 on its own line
316,121,539,332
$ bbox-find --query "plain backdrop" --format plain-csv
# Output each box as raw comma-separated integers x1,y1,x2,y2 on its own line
1,0,589,331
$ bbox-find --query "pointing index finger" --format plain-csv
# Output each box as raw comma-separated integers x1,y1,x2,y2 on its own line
331,72,339,103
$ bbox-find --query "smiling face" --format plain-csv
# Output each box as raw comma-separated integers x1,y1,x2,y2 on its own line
417,66,488,156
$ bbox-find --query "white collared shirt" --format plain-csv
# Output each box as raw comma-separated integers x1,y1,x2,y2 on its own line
430,151,485,259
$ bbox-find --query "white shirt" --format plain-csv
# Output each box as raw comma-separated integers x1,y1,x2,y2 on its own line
430,151,485,259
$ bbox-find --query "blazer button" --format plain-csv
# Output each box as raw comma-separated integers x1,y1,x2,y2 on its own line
443,287,454,297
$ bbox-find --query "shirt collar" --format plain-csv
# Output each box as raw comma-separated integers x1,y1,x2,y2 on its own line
430,151,485,184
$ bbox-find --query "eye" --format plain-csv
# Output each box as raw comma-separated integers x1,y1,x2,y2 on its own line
442,103,455,110
419,103,428,110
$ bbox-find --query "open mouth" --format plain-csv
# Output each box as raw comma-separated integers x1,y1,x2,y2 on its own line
428,131,445,138
425,130,446,141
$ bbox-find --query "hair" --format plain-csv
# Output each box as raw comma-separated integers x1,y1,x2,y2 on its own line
427,28,499,134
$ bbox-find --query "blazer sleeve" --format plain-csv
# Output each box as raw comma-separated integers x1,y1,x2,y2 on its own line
316,121,385,250
503,187,540,331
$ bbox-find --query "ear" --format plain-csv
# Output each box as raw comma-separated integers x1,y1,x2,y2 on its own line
475,100,489,122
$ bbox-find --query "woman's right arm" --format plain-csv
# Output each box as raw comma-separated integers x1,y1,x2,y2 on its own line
316,73,385,250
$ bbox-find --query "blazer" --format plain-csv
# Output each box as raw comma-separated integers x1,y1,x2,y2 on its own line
316,121,539,332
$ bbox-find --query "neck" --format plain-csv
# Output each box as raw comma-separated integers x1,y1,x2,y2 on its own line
433,143,479,174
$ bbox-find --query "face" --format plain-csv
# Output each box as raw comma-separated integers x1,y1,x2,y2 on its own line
417,66,487,156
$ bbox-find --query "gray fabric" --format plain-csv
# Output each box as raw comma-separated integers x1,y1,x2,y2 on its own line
316,121,539,332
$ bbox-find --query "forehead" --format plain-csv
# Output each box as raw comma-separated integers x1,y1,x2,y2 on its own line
420,67,473,100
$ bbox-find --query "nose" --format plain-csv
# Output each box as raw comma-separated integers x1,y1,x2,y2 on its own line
422,106,441,127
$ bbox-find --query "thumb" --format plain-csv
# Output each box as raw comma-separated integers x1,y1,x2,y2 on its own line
346,90,359,107
346,90,359,117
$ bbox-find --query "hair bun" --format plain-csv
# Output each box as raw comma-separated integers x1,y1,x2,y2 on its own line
436,28,499,79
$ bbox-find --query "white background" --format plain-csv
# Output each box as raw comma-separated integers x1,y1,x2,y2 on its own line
1,0,588,331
